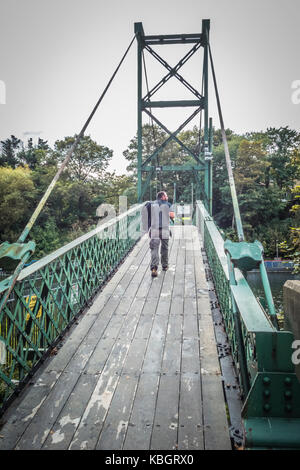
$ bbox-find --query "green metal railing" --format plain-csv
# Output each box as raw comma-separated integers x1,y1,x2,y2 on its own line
0,204,143,412
196,200,300,449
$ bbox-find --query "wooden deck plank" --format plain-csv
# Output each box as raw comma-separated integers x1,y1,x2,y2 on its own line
134,299,156,339
0,370,61,450
178,375,204,450
15,370,81,450
167,314,183,339
96,375,139,450
142,315,169,375
161,338,181,375
42,372,99,450
181,338,201,376
68,240,151,450
185,228,197,299
68,340,132,450
121,338,148,376
201,374,232,450
123,374,159,450
150,375,180,450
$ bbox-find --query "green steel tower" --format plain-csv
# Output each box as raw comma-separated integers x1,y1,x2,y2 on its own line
135,20,213,213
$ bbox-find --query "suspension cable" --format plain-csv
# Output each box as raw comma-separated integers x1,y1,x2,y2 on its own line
18,34,137,244
208,43,245,242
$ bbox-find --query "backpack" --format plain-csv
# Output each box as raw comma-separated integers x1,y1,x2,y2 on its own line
143,200,171,234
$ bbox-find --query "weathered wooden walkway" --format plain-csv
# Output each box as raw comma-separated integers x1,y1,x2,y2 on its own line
0,226,231,450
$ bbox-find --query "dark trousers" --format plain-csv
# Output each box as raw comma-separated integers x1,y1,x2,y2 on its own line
150,237,169,270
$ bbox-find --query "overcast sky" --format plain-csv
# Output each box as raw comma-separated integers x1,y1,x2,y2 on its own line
0,0,299,174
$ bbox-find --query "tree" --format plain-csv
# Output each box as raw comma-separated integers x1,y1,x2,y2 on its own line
0,135,22,168
234,140,269,191
0,166,35,242
53,135,113,182
246,127,300,190
17,138,51,170
279,184,300,272
98,173,137,209
30,216,61,258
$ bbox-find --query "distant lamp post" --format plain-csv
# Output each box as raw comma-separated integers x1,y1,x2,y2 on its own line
275,239,279,260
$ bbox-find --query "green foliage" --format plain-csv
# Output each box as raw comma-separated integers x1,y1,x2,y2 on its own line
0,135,117,258
0,136,22,168
1,124,300,264
210,128,300,260
30,217,61,258
53,135,112,182
123,124,300,261
0,166,35,242
282,184,300,272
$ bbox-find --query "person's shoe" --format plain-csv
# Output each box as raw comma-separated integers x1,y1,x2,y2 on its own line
151,268,158,278
162,265,168,271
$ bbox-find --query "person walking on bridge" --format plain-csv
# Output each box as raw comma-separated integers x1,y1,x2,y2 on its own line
144,191,175,278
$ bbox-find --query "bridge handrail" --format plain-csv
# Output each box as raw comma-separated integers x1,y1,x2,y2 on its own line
195,201,295,390
5,203,145,285
195,200,300,449
0,203,144,412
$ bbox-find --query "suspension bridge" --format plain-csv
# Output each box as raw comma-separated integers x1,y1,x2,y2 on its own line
0,20,300,451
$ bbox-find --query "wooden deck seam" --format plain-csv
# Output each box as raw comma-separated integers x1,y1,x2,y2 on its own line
96,234,178,449
192,226,205,448
176,234,188,450
121,235,177,450
148,234,181,450
65,245,153,450
74,235,158,449
121,235,177,449
26,252,151,450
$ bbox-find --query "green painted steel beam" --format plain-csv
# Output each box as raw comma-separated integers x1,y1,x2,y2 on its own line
243,417,300,450
134,22,145,37
225,239,278,325
140,170,154,200
242,372,300,449
144,33,202,45
143,165,204,172
135,22,207,200
143,42,203,102
135,23,144,202
202,19,210,213
230,280,274,333
255,331,296,373
142,100,203,108
144,44,203,100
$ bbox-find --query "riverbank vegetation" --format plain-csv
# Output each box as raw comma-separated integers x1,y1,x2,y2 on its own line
0,125,299,263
